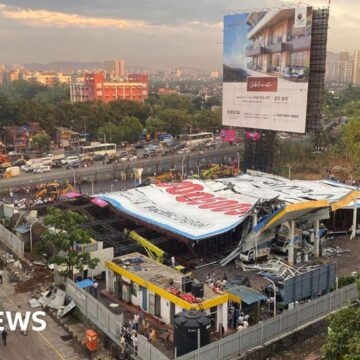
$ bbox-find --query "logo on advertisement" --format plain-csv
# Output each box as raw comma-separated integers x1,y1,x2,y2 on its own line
0,311,46,332
247,77,278,92
294,7,307,28
157,181,252,216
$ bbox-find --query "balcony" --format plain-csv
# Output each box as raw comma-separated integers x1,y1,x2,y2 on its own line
266,42,287,54
288,35,311,51
245,45,266,57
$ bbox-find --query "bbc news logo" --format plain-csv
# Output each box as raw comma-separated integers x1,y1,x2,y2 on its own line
0,311,46,331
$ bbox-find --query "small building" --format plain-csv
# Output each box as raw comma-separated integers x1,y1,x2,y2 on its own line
55,127,80,149
105,252,229,332
4,126,28,150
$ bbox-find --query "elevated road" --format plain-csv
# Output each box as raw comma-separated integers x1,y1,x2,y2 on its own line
0,145,242,191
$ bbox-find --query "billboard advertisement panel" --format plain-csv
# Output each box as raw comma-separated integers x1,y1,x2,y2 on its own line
98,181,257,240
220,129,236,142
223,7,313,133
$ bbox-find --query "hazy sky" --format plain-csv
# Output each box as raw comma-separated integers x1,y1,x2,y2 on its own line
0,0,359,69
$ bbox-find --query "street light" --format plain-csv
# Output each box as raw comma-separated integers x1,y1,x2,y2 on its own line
110,184,114,192
181,156,186,181
263,277,277,317
29,218,42,252
287,165,292,180
197,164,205,178
89,179,94,195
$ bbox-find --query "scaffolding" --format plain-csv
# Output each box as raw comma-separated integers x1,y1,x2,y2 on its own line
306,7,330,133
243,129,276,172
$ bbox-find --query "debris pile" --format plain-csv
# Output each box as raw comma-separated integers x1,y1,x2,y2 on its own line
15,266,53,293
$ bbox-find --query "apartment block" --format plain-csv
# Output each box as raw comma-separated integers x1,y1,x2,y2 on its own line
70,72,149,103
245,8,312,77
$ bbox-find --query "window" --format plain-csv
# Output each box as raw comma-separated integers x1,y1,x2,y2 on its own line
131,281,137,297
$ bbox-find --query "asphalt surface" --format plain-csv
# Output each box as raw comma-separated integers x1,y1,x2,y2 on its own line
0,145,242,192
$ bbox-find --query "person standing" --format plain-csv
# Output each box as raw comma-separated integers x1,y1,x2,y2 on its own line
2,328,8,346
0,268,3,284
93,281,99,298
120,334,126,354
131,333,138,355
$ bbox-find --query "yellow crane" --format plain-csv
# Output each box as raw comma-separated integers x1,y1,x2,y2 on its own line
124,229,187,273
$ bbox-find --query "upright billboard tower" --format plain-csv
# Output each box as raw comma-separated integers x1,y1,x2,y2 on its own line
222,7,329,171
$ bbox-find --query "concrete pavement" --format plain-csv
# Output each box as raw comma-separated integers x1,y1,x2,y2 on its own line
0,268,88,360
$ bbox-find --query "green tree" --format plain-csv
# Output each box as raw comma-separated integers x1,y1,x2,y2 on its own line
40,208,99,279
30,133,51,153
321,280,360,359
145,116,166,136
343,118,360,170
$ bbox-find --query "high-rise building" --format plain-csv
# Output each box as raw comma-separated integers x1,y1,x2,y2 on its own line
338,52,353,83
104,59,125,77
352,50,360,85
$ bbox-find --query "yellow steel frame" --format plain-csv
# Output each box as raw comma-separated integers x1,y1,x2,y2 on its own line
106,260,228,310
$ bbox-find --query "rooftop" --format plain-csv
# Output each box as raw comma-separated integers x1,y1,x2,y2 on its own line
106,252,228,308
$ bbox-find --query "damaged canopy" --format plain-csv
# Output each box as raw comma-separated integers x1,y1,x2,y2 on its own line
216,171,360,209
98,180,257,240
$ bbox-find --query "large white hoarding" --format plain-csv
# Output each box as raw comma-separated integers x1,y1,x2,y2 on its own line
223,7,312,133
98,181,256,240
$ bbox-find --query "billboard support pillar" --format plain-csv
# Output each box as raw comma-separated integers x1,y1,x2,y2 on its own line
288,221,295,266
350,199,358,240
314,220,320,257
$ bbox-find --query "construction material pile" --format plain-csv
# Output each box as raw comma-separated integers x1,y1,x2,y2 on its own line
15,266,53,293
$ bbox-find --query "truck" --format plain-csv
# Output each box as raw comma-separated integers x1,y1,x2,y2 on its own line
239,246,271,263
3,166,20,179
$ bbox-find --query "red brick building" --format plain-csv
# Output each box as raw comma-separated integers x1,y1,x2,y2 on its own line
70,72,149,103
4,126,28,150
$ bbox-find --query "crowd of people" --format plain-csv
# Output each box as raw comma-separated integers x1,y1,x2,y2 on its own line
228,306,250,333
119,312,158,356
206,272,228,292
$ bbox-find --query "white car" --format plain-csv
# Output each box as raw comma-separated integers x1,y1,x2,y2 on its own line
21,164,33,172
128,155,137,161
61,156,79,165
33,165,51,174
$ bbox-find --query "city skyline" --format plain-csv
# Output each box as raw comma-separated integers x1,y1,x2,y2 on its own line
0,0,359,69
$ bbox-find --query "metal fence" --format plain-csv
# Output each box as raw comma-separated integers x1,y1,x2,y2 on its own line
138,334,170,360
0,223,24,258
177,283,358,360
65,279,123,344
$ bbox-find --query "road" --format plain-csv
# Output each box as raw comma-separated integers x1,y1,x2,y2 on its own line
0,145,242,192
0,269,87,360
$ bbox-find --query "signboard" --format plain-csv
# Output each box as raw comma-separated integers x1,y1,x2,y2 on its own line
220,129,236,142
245,132,260,140
223,7,313,133
283,263,336,305
98,181,256,240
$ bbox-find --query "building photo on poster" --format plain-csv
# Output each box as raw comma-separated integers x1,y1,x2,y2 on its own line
223,7,313,133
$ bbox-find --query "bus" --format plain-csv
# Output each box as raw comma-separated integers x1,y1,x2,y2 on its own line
178,132,214,148
79,142,117,157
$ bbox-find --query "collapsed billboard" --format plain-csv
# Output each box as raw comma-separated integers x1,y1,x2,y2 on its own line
217,172,360,208
223,7,313,133
98,181,256,240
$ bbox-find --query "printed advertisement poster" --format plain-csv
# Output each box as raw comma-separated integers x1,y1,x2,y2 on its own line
223,7,313,133
220,129,236,142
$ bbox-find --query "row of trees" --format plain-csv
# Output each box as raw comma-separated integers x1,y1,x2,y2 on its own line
0,80,222,145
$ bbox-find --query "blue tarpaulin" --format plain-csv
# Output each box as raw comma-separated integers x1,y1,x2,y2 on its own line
226,285,267,305
76,279,94,289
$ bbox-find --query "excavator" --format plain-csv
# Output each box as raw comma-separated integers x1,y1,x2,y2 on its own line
201,163,239,179
124,229,187,273
155,168,181,184
35,181,75,201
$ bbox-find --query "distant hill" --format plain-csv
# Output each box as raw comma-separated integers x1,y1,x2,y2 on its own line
223,64,248,83
23,62,104,72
